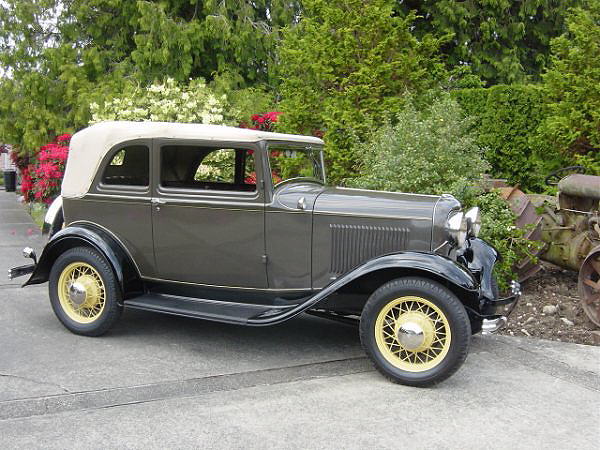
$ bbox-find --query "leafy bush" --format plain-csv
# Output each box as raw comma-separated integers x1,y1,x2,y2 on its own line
349,94,489,194
574,152,600,175
349,94,539,287
90,78,232,125
452,84,570,192
540,0,600,158
209,73,278,126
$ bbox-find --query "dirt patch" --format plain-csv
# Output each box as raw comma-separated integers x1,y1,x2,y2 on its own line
500,262,600,346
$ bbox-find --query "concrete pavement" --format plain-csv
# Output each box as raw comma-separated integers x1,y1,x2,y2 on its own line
0,189,599,449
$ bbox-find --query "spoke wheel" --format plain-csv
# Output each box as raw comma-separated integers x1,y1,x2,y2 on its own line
579,246,600,327
375,296,451,372
360,277,470,386
58,262,106,323
49,246,122,336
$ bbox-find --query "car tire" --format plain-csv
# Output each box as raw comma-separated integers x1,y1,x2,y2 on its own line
49,246,122,336
360,277,471,387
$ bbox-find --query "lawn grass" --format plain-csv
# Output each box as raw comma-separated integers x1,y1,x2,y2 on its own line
27,202,47,229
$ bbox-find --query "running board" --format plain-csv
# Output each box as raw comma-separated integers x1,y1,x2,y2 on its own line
124,294,296,325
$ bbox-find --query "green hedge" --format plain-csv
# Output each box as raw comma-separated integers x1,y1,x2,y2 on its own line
452,85,570,192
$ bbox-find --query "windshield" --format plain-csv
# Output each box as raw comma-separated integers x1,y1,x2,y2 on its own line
268,145,326,187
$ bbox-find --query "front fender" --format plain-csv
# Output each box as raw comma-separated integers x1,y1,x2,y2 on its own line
24,224,141,300
332,251,479,293
247,251,479,325
457,238,499,301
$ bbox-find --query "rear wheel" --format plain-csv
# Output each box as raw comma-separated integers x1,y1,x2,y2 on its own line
360,277,471,387
49,247,122,336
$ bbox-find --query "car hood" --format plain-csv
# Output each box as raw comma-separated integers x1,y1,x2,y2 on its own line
314,187,440,220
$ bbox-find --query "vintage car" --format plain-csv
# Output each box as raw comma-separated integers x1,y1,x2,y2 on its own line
9,121,520,386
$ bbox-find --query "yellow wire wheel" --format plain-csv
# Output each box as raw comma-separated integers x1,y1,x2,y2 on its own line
374,296,452,372
57,262,106,324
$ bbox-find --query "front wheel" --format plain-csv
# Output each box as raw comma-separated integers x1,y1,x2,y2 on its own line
49,246,122,336
360,277,471,387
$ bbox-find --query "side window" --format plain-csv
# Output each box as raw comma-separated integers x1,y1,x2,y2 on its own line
161,145,256,192
101,145,149,187
194,149,236,183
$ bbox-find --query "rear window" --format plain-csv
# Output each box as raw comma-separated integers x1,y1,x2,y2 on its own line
101,145,149,187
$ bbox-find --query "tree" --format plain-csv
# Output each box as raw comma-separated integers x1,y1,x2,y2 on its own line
132,0,301,86
276,0,447,182
397,0,579,85
0,1,143,152
540,0,600,157
0,0,298,153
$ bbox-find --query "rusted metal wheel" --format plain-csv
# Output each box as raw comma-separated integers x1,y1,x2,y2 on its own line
497,186,545,282
579,245,600,327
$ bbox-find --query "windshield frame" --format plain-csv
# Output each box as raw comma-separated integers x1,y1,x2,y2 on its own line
266,143,326,189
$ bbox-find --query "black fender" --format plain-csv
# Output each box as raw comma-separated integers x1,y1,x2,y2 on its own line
24,224,142,301
456,237,499,302
247,251,480,326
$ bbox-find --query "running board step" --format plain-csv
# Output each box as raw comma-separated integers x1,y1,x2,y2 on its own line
124,294,294,325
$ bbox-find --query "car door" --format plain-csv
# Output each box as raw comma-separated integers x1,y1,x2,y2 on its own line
151,140,267,288
264,143,326,291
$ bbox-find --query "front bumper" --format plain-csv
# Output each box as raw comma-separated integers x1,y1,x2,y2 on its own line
482,280,522,317
480,280,521,334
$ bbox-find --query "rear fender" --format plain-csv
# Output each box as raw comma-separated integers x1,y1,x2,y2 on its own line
24,224,142,301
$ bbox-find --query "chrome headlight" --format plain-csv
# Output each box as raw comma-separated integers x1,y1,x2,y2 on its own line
445,211,468,247
464,207,481,238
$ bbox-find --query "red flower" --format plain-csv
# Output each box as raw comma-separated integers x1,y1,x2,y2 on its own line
20,133,70,203
245,171,257,184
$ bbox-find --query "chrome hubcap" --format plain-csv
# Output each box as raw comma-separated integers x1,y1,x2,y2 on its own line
68,282,87,306
396,322,425,351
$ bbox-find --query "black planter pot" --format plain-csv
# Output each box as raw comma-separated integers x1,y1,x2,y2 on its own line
3,170,16,192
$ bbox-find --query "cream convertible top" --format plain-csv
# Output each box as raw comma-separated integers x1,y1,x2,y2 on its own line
61,121,324,198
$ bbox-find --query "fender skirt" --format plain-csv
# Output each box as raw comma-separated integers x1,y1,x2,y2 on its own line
23,225,140,300
247,252,479,326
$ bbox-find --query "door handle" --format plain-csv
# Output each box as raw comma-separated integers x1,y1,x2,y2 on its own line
297,197,307,210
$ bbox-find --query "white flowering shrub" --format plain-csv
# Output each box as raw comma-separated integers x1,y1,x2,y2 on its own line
90,78,231,125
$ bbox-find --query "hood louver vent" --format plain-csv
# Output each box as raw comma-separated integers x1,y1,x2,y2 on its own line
330,224,409,274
